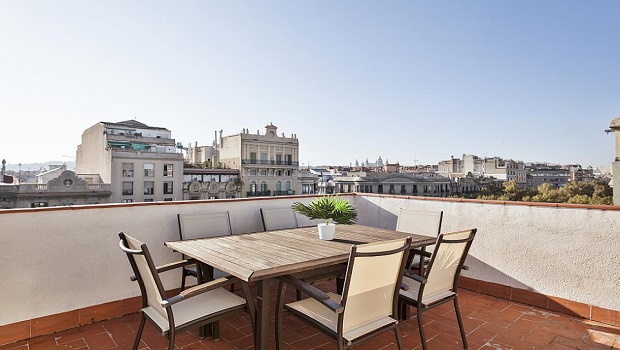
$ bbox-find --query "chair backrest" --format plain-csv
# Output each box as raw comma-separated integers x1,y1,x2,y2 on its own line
260,208,298,231
423,229,477,297
118,232,167,318
177,212,232,240
340,237,412,333
395,209,443,237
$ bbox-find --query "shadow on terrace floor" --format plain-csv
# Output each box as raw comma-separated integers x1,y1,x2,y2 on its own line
4,282,620,350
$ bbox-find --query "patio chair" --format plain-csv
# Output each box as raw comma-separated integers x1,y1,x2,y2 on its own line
275,237,413,350
177,212,232,290
260,207,298,231
118,232,255,350
399,229,477,350
261,207,347,300
396,209,443,275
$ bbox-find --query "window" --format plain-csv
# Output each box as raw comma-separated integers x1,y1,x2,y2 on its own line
144,181,154,195
123,199,134,203
144,198,154,202
163,181,173,194
250,152,257,164
275,169,282,176
389,184,395,194
144,163,154,177
249,169,257,176
286,181,291,191
260,181,267,192
163,198,173,201
122,181,133,195
285,170,293,176
259,169,268,176
401,185,406,194
285,154,292,165
163,164,174,177
30,201,48,208
260,152,267,163
276,181,282,192
275,154,282,165
122,163,134,177
250,181,257,194
378,185,383,194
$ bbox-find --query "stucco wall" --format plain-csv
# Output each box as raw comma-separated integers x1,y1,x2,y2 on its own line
1,194,618,326
0,196,324,325
353,195,620,311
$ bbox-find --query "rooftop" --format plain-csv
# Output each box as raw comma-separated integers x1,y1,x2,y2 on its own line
1,193,619,349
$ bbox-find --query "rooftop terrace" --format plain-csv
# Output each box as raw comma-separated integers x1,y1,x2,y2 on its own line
1,193,619,349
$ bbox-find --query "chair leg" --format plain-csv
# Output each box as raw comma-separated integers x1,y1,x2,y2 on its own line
296,288,302,301
394,325,404,350
180,270,187,291
168,327,175,350
417,305,428,350
453,296,468,349
132,313,146,350
275,281,287,350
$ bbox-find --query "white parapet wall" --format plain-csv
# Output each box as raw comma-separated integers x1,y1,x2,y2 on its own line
1,193,619,328
0,196,325,326
353,194,620,312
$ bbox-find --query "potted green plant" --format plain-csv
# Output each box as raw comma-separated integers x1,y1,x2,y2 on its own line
291,195,358,240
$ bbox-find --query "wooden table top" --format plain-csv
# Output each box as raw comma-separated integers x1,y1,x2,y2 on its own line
165,224,436,282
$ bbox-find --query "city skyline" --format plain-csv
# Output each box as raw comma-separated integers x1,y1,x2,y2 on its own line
1,1,618,168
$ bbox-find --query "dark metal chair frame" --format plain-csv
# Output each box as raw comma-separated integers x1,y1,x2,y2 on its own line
275,237,413,350
399,229,477,350
118,232,255,350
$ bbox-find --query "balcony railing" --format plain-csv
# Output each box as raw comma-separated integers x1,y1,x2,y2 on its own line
1,194,619,344
246,190,271,197
241,159,299,166
16,183,112,192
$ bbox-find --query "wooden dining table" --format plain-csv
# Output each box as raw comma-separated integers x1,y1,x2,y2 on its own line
165,224,436,350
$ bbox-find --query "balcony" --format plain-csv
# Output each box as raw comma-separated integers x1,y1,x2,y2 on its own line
1,194,619,349
241,159,299,166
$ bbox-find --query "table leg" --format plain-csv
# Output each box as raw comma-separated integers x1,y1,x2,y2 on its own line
255,279,271,350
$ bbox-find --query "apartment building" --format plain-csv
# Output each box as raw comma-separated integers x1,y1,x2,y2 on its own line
525,163,570,189
218,124,299,197
330,172,452,197
438,154,526,184
76,120,184,203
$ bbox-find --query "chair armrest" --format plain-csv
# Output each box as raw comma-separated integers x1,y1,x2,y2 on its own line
132,260,196,282
280,275,344,313
162,276,239,307
404,271,427,284
156,259,196,273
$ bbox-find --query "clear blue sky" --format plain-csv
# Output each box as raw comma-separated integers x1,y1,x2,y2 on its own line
1,1,618,168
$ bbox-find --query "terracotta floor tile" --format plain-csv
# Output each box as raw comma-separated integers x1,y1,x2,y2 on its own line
11,289,617,350
83,333,116,350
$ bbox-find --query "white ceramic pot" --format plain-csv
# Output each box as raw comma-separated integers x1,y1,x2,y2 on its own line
318,223,336,240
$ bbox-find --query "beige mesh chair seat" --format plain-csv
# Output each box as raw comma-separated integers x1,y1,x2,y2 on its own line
396,209,443,274
260,207,298,231
177,212,232,289
118,232,255,350
275,237,413,350
261,207,347,299
399,229,477,350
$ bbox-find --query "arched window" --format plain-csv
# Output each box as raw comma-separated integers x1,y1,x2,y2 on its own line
276,181,282,192
250,181,257,194
286,181,291,191
260,181,267,193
